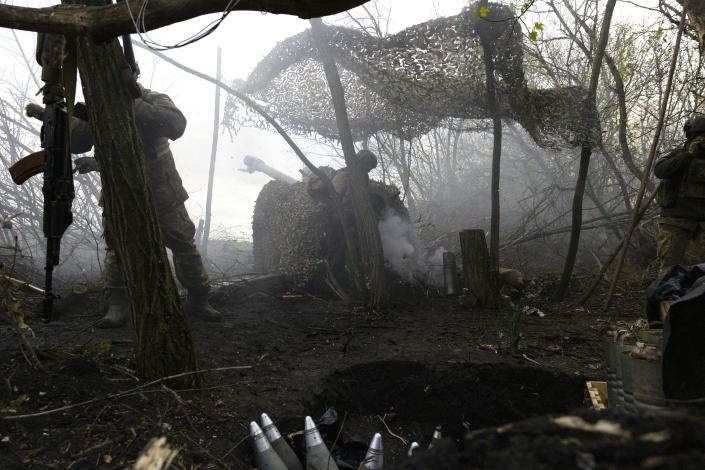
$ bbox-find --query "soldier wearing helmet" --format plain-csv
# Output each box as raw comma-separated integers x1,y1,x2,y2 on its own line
67,85,222,328
654,113,705,271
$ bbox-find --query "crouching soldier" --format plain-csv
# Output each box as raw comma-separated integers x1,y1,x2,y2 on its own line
63,84,221,327
654,113,705,273
305,150,378,207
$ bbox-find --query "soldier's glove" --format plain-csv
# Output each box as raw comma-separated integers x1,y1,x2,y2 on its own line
73,156,100,174
687,136,705,157
25,103,45,121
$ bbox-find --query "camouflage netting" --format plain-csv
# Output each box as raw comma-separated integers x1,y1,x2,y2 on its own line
253,179,408,291
229,2,597,147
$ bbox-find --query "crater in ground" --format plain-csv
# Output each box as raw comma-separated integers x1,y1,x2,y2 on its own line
302,360,586,465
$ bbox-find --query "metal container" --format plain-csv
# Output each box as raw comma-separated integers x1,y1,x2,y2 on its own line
605,334,624,411
632,351,667,414
605,330,634,411
631,331,667,414
442,252,457,296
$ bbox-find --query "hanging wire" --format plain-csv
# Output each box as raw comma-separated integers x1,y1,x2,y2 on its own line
124,0,242,50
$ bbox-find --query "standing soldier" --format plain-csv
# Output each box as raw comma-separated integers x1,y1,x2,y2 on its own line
654,113,705,272
63,83,221,327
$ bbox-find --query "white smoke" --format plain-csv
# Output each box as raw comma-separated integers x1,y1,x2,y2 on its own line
425,247,446,288
377,210,446,287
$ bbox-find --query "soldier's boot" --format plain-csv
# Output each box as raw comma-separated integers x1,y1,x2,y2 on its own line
97,287,129,328
184,286,222,322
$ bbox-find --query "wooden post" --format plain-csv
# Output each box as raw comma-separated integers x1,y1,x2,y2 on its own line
460,229,493,307
202,46,222,260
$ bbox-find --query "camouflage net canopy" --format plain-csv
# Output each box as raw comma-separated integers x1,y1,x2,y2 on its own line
253,180,408,291
229,2,596,147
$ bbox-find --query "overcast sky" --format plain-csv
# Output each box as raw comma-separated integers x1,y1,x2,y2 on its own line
1,0,661,240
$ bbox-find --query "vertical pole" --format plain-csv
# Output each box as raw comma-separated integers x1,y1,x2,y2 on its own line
202,46,222,259
195,218,204,248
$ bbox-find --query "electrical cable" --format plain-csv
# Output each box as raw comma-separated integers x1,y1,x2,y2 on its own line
125,0,242,51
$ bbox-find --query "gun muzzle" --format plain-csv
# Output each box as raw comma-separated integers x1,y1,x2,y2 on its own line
242,155,299,184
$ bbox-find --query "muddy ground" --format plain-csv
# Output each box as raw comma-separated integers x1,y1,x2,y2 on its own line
1,276,703,469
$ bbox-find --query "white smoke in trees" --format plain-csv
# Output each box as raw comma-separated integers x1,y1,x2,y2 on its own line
377,210,445,287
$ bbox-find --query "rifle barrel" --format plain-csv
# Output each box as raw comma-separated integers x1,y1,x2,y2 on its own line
42,239,57,322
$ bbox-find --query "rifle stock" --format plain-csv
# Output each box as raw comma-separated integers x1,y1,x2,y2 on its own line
9,150,46,185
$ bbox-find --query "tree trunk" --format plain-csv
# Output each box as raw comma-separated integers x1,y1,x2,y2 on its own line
72,0,198,382
310,18,386,309
0,0,370,38
478,0,502,304
679,0,703,50
554,0,617,300
558,0,645,186
460,229,494,307
554,145,592,299
202,46,222,259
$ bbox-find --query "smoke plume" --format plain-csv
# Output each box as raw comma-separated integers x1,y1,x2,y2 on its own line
377,210,444,286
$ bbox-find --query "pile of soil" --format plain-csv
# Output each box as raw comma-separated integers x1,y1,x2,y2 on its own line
392,410,705,469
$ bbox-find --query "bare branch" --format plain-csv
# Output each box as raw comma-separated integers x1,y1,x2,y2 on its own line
0,0,369,38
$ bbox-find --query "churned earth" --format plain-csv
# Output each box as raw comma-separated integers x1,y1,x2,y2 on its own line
1,277,703,469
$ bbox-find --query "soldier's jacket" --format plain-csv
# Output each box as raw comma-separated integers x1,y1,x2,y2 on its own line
70,87,189,212
654,136,705,220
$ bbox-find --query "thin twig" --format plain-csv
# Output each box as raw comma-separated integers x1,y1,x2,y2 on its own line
603,0,690,311
70,438,115,460
522,354,542,366
1,365,253,421
376,413,408,446
328,411,348,469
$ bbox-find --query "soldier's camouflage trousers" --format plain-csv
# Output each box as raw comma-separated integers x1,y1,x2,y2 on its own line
103,203,209,291
657,217,705,273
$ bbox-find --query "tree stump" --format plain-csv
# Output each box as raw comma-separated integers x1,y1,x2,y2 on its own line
460,229,493,307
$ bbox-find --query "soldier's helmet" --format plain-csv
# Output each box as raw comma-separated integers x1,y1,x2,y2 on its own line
684,113,705,136
356,150,378,173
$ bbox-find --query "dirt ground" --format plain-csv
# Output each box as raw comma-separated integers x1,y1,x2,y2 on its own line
1,276,703,469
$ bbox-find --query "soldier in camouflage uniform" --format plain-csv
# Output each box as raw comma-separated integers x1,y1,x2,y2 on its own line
70,84,222,327
654,114,705,273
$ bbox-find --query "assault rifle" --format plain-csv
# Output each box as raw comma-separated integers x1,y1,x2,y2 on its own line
40,91,75,322
8,32,138,322
7,35,74,323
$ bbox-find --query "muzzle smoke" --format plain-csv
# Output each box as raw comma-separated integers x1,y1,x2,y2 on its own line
377,210,445,286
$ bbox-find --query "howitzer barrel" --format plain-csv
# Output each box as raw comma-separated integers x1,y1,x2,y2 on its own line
242,155,298,184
